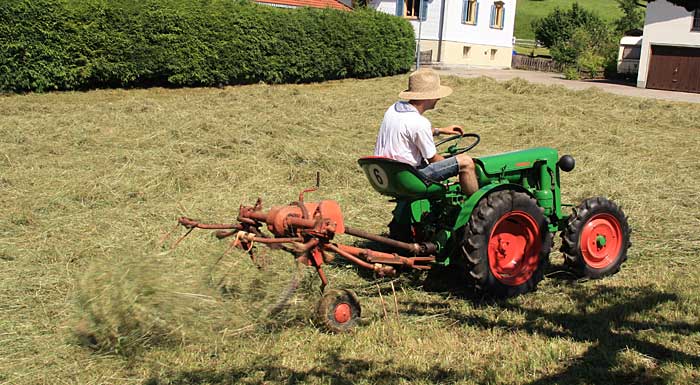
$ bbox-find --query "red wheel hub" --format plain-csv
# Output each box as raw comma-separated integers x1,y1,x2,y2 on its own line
333,303,351,324
580,213,622,269
487,211,542,286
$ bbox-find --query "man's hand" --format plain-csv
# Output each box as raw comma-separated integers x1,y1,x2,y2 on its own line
436,125,464,136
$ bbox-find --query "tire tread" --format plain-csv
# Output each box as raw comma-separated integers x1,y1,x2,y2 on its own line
560,197,631,278
461,190,552,298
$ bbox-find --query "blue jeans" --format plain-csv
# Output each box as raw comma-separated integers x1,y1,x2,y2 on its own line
417,157,459,182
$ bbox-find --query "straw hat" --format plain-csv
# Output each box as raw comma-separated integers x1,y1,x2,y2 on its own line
398,68,453,100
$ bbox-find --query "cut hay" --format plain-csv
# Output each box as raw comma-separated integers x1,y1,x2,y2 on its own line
1,75,700,384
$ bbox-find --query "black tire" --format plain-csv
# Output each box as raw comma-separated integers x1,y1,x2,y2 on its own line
561,197,631,279
461,190,552,298
315,289,361,333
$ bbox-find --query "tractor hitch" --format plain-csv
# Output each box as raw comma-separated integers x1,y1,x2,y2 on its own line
173,195,437,293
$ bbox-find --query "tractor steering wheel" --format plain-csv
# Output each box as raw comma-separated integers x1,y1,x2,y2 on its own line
436,133,480,157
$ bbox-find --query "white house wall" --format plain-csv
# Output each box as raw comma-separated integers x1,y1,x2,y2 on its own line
637,0,700,87
372,0,515,67
372,0,442,40
442,0,516,48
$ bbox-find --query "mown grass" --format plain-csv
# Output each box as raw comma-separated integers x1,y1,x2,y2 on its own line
513,44,551,57
1,75,699,384
514,0,623,39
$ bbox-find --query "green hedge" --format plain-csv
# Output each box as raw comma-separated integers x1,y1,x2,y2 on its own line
0,0,415,92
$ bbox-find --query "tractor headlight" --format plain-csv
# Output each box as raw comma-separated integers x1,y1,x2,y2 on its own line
558,155,575,172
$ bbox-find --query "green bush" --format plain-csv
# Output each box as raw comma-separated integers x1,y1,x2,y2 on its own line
0,0,79,91
577,51,605,77
532,3,607,49
0,0,415,92
532,3,617,79
550,26,616,78
562,66,581,80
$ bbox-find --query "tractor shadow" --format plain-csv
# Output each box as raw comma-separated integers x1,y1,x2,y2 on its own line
143,285,698,385
518,286,700,384
333,239,584,302
401,283,700,384
324,242,699,382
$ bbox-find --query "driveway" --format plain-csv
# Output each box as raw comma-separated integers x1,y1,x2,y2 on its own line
430,67,700,104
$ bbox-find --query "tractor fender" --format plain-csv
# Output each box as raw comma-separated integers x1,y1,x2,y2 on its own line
451,183,534,231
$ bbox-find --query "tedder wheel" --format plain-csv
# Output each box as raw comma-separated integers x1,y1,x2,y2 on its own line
315,289,361,333
561,197,631,279
461,190,552,298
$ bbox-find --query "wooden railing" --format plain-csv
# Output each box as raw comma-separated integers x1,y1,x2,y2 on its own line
511,54,563,73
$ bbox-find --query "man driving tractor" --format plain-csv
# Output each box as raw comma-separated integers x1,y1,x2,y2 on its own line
176,69,630,330
374,68,479,195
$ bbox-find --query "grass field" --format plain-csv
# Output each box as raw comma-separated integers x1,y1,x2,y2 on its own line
2,75,700,384
514,0,624,39
513,44,551,57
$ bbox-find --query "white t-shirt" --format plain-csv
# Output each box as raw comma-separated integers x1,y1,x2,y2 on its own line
373,102,436,167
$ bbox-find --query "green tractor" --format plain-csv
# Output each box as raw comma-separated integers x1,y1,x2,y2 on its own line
358,133,631,298
176,133,631,331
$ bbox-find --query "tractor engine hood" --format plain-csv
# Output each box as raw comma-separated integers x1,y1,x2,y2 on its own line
475,147,559,176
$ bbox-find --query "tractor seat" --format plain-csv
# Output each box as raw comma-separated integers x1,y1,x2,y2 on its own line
357,156,447,198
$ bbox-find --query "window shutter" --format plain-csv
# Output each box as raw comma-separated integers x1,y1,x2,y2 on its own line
420,0,428,21
490,4,495,27
396,0,404,16
475,2,479,25
461,0,468,24
500,7,505,29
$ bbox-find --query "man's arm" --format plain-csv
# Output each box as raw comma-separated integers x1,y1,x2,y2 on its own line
433,125,464,136
427,153,445,164
427,125,462,163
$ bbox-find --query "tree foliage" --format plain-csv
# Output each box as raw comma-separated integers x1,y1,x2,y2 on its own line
532,3,617,79
551,26,616,79
615,0,645,34
531,3,606,48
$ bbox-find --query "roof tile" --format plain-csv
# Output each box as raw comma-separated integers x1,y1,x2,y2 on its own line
256,0,351,11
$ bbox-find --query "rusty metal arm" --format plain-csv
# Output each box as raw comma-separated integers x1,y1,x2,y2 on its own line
323,243,396,276
332,244,435,270
344,226,436,256
178,217,244,230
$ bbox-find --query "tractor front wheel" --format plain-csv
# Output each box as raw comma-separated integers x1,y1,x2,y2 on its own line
315,289,361,333
461,190,552,298
561,197,631,278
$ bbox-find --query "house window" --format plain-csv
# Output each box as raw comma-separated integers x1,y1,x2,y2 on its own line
490,49,497,60
490,1,505,30
462,0,478,25
463,46,471,58
395,0,427,21
398,0,426,20
692,9,700,31
621,46,641,60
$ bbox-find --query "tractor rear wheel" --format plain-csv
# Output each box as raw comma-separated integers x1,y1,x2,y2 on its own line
561,197,631,278
315,289,361,333
461,190,552,298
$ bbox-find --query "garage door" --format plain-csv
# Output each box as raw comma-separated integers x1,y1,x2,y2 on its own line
647,45,700,93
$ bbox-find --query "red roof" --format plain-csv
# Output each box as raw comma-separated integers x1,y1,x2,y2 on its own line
256,0,351,11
